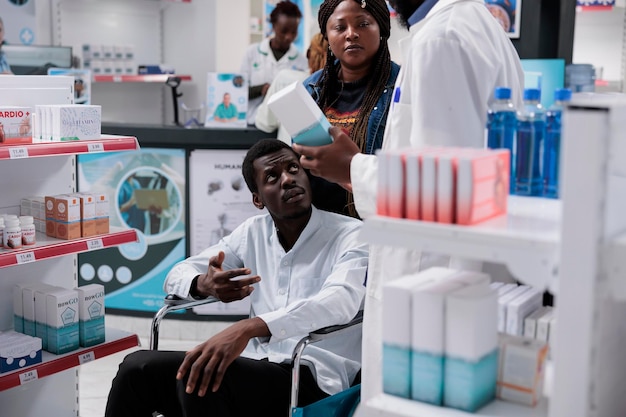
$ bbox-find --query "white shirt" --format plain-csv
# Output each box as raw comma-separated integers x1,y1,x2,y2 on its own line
164,206,368,395
240,38,308,125
347,0,524,402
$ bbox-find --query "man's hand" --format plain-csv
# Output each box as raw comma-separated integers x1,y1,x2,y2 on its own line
177,317,270,396
292,127,360,188
195,251,260,302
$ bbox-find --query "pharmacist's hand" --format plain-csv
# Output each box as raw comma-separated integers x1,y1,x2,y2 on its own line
177,318,268,396
196,251,260,302
293,127,359,186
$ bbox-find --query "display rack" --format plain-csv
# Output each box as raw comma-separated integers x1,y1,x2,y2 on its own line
0,76,142,417
0,136,139,160
0,329,139,392
355,95,626,417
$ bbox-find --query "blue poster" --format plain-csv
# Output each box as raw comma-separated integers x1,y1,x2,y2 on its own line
76,148,186,314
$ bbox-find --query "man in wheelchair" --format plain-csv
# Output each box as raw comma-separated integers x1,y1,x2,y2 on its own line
105,139,368,417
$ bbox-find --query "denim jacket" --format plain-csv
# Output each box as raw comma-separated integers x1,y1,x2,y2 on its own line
303,61,401,154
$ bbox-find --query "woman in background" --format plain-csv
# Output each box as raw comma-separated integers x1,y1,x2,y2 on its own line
303,0,400,218
240,1,308,125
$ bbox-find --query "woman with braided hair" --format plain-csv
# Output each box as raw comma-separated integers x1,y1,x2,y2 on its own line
302,0,400,218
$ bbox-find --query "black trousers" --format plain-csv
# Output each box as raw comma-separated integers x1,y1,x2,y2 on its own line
104,350,329,417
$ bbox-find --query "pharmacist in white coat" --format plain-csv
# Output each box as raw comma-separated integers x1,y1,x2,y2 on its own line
293,0,524,403
240,1,308,125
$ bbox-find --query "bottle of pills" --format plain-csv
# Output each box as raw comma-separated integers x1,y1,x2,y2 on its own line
4,217,22,250
19,215,36,246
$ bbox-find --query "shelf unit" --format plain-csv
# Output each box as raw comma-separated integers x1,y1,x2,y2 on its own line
0,76,142,417
354,95,626,417
93,74,192,83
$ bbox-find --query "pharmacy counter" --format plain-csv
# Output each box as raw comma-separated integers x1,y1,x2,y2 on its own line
101,123,272,149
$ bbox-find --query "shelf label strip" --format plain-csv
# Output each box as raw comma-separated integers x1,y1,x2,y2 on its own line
79,351,95,365
16,251,36,264
9,147,29,159
87,238,104,251
19,369,38,385
87,143,105,153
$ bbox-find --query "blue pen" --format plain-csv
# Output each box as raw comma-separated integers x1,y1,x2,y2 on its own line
394,87,401,103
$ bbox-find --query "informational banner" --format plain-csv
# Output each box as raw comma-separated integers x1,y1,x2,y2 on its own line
189,149,262,316
205,72,248,128
0,0,36,45
77,148,186,314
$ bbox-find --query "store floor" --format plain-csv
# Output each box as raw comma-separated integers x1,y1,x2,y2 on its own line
79,315,232,417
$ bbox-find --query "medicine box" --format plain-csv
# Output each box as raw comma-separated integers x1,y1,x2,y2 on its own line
46,288,80,354
94,192,110,235
55,194,82,240
456,149,509,225
0,331,42,373
444,284,498,412
404,150,421,220
523,306,553,339
0,106,33,145
76,284,105,347
376,149,389,216
267,81,332,146
497,334,549,406
77,193,97,237
386,150,406,219
505,287,543,336
51,104,101,141
45,195,57,237
411,277,465,404
497,285,531,333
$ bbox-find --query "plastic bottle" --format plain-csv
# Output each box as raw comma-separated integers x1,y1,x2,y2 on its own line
3,217,22,250
514,88,545,196
486,87,517,193
543,88,572,199
19,215,36,246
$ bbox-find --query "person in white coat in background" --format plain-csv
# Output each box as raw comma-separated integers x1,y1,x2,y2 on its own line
293,0,524,403
240,1,309,125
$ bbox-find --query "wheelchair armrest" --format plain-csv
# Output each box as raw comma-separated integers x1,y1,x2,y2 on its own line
308,310,364,343
150,294,219,350
290,310,364,417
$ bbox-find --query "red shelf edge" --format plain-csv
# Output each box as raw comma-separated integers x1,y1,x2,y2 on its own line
0,136,139,160
0,332,139,392
0,229,139,268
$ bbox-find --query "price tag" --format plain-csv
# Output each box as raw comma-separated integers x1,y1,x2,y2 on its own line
16,251,36,264
9,147,29,159
19,369,38,385
79,351,95,364
87,142,104,153
113,76,122,82
87,239,104,251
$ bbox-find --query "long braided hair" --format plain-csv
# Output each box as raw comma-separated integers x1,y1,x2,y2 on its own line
317,0,392,154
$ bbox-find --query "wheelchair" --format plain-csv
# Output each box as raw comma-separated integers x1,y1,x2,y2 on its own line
150,294,363,417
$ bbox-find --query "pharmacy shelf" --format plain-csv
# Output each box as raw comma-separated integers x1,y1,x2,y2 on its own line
0,329,139,392
0,228,138,269
358,393,548,417
93,74,192,83
360,196,561,291
0,135,139,160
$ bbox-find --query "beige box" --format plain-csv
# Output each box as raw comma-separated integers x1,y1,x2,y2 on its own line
77,193,97,237
55,195,81,240
45,196,57,237
94,193,109,235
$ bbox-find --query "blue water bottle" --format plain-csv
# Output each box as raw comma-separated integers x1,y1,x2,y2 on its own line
486,87,517,193
514,88,545,196
543,88,572,199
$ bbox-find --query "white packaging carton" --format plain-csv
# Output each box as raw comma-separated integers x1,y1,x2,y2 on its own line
267,81,332,146
76,284,105,347
46,288,80,354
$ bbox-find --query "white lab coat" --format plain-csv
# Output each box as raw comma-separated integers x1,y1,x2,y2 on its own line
349,0,525,404
240,38,308,125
